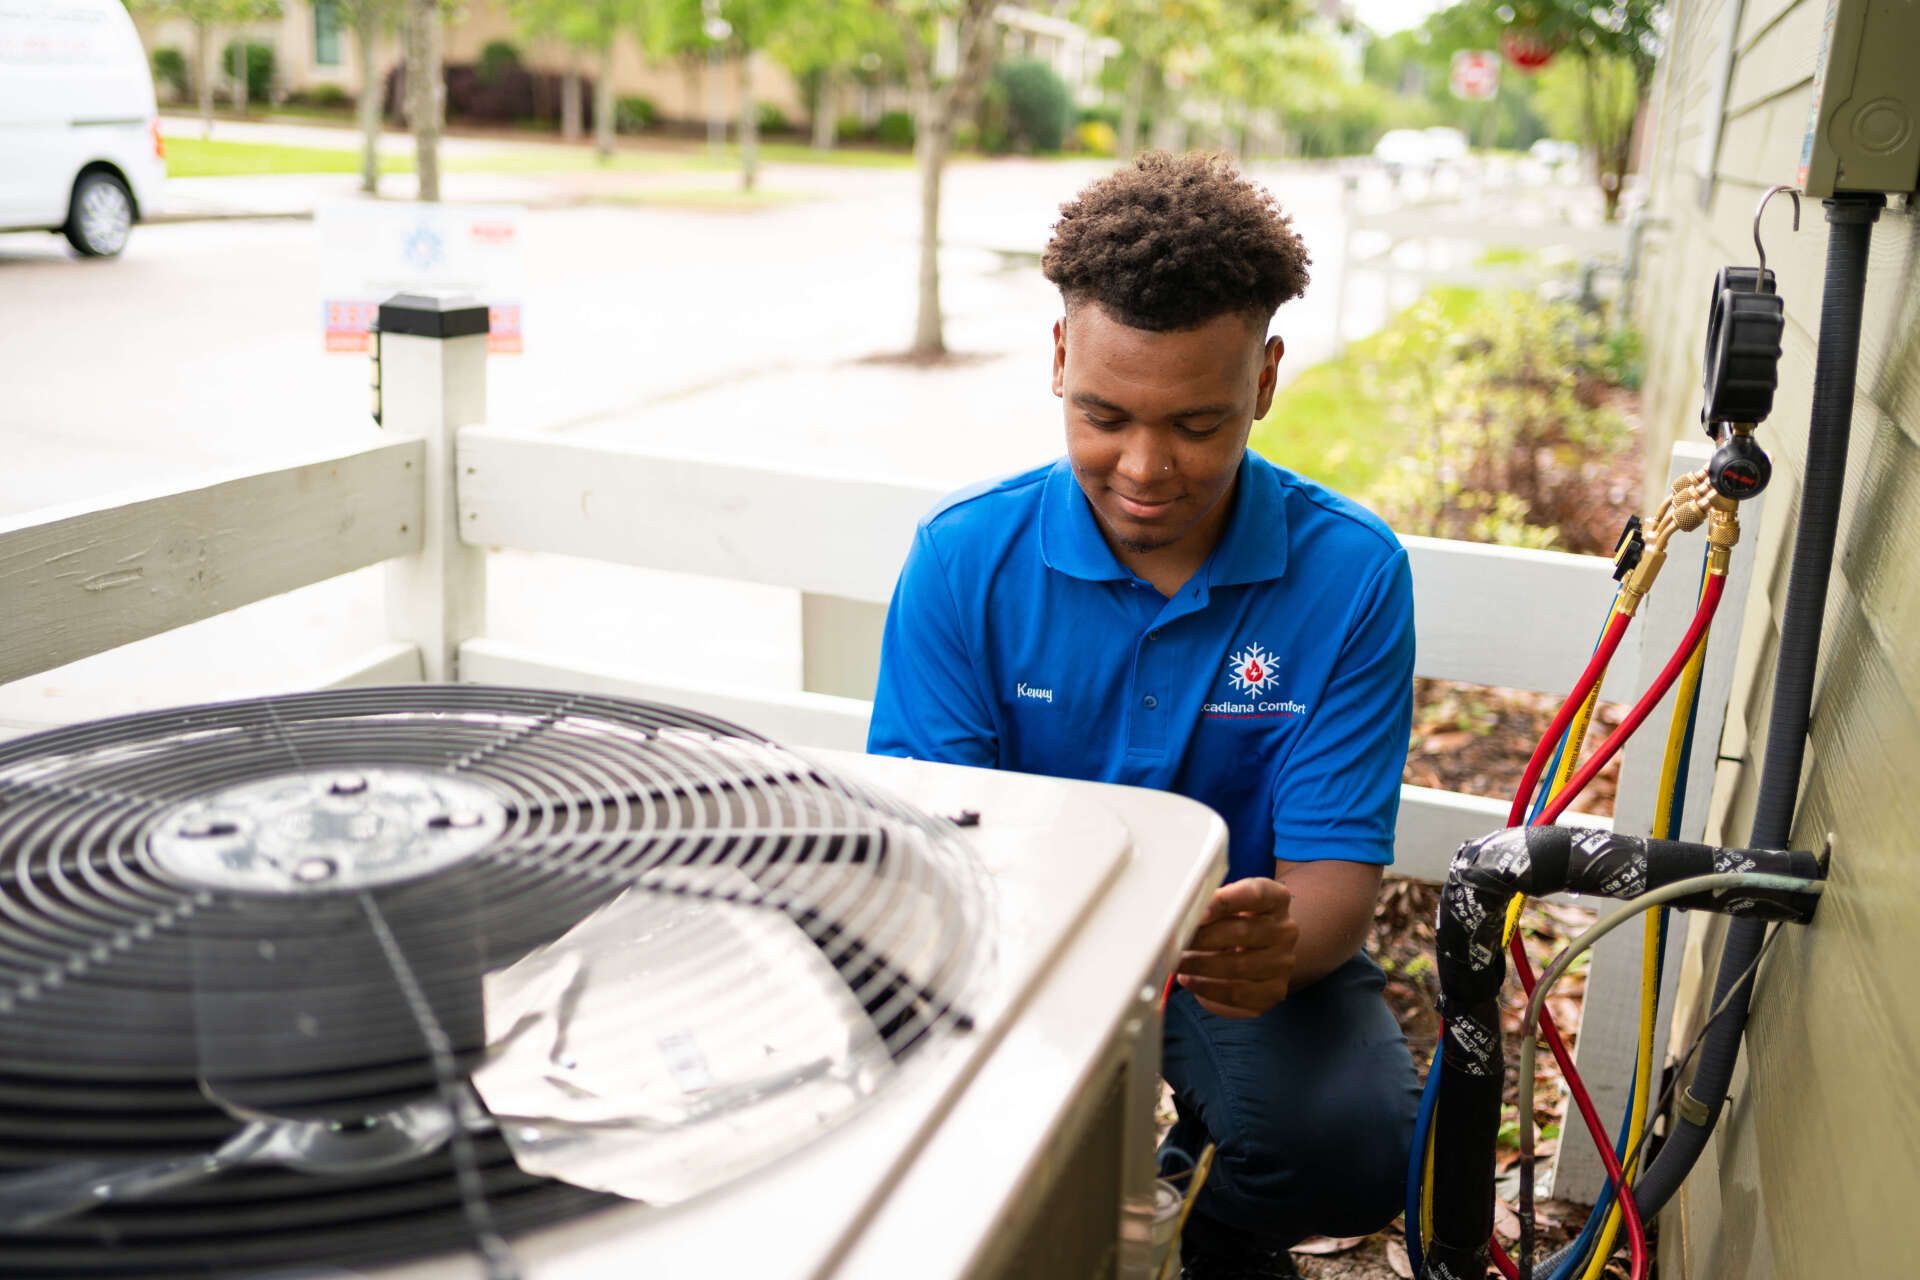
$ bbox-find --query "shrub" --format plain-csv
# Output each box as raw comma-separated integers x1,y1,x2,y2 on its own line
218,41,275,104
972,78,1009,152
615,95,657,133
1074,120,1117,156
1077,99,1153,141
478,41,521,86
1365,292,1639,553
834,114,870,143
306,83,351,109
755,102,791,134
873,109,914,147
993,59,1072,152
151,47,188,101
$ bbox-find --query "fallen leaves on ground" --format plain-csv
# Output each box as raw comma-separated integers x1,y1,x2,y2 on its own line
1293,1235,1371,1256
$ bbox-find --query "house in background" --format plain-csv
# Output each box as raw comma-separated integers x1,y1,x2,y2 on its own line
131,2,1113,133
130,1,810,125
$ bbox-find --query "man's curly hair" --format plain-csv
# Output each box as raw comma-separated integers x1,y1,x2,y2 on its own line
1041,151,1310,332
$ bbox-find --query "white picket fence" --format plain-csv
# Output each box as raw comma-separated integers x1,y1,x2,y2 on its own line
0,310,1756,1203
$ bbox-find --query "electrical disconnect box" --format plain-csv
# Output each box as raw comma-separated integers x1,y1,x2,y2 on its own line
1798,0,1920,197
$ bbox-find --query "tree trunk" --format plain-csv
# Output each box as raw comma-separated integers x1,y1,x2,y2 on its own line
196,22,213,138
896,0,995,359
232,35,248,117
356,16,381,194
406,0,441,202
811,67,836,151
1119,56,1147,160
911,97,949,357
705,47,725,151
594,45,615,161
681,55,700,126
561,58,582,143
738,50,758,192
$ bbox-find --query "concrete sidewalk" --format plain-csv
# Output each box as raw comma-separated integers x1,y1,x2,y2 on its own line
148,171,594,222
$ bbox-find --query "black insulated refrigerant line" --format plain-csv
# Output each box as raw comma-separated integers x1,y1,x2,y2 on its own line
1618,190,1886,1224
1421,828,1823,1279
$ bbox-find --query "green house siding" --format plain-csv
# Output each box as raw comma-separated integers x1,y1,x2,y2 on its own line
1637,0,1920,1273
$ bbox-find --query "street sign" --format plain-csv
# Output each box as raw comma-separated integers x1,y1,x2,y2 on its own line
318,203,526,355
1451,50,1500,102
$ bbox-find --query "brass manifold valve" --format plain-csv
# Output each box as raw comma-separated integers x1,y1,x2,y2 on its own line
1611,468,1744,614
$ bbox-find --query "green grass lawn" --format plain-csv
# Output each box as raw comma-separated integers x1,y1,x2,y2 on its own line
165,137,413,178
166,133,915,180
1250,286,1482,499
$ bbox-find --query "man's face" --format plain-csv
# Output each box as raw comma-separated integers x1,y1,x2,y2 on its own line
1053,303,1282,557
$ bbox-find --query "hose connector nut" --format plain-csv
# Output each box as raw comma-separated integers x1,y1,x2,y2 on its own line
1706,496,1741,575
1618,545,1668,615
1672,468,1714,533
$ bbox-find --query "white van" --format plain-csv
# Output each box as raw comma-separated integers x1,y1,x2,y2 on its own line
0,0,166,257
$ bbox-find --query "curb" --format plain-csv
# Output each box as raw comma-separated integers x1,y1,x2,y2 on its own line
147,209,317,225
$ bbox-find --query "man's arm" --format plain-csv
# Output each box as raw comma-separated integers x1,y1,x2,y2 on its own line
1273,857,1382,988
866,523,1000,767
1172,860,1380,1016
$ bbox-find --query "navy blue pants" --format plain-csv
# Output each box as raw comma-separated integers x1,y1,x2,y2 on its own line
1159,951,1420,1246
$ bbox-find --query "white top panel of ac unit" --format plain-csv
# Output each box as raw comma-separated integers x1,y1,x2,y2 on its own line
367,750,1226,1280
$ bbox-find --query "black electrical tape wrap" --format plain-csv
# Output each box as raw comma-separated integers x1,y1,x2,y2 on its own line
1423,828,1821,1277
1700,265,1784,429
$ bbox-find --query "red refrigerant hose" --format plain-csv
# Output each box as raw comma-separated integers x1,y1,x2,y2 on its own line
1535,575,1727,828
1499,574,1727,1280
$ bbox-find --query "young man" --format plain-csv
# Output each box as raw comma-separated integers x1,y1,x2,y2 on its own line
867,152,1419,1279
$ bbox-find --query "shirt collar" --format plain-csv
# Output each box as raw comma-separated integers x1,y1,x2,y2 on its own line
1038,457,1132,581
1206,451,1290,587
1038,452,1291,587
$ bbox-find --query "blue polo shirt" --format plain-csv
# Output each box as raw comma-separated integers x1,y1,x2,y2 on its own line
867,451,1414,883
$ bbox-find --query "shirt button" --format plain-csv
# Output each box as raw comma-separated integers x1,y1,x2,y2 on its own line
1142,694,1158,709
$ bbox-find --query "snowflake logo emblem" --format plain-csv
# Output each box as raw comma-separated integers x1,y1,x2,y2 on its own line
1225,643,1279,695
403,224,444,271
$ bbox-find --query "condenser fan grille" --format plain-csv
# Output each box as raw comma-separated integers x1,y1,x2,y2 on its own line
0,686,992,1278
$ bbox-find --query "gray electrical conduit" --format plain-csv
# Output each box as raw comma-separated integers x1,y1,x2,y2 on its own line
1596,193,1887,1239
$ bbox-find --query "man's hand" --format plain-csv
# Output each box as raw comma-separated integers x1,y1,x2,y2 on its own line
1175,877,1300,1019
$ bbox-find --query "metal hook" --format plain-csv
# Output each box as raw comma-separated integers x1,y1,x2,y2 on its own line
1753,185,1801,278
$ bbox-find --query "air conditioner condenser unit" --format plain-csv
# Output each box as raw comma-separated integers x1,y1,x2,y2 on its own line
0,686,1225,1280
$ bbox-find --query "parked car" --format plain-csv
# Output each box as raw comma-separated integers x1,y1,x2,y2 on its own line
0,0,166,257
1422,127,1470,164
1374,126,1472,177
1372,128,1435,175
1529,138,1584,170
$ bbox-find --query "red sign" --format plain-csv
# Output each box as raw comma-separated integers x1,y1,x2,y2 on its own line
1500,29,1559,72
1451,50,1500,102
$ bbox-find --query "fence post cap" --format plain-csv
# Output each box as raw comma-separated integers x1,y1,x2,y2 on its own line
377,293,491,340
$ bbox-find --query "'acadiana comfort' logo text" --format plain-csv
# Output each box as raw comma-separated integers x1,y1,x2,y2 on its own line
1204,643,1308,719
